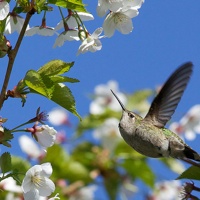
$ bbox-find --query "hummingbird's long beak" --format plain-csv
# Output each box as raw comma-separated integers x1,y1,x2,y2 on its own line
111,90,126,111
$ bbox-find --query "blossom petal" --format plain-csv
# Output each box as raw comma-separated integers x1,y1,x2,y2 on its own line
19,135,41,158
91,27,103,38
38,178,55,196
0,1,9,20
115,13,133,34
97,0,109,17
103,13,116,37
24,189,39,200
35,125,57,148
53,30,79,48
22,175,34,193
123,8,139,18
48,108,68,126
185,130,196,141
41,163,53,177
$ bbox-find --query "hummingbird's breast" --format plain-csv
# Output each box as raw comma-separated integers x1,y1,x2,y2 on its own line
119,122,170,158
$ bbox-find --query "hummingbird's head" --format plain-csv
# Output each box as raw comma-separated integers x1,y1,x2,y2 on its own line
111,90,137,132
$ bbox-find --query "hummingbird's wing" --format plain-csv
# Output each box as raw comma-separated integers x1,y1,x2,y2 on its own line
144,62,193,128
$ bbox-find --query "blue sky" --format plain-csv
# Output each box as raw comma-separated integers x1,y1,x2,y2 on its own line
1,0,200,199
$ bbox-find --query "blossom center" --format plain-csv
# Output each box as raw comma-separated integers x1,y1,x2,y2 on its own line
31,172,45,188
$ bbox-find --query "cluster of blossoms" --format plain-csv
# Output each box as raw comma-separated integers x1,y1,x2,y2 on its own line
97,0,144,37
147,180,182,200
0,0,144,55
169,105,200,141
0,108,59,199
90,80,126,152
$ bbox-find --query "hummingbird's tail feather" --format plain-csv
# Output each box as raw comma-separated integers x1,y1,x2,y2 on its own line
183,146,200,162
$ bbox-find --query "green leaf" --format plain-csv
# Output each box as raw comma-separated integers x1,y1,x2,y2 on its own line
104,170,120,200
24,70,54,98
121,158,155,187
0,128,13,147
76,110,121,135
176,166,200,180
72,142,96,169
50,75,80,83
24,60,80,119
37,60,74,76
160,157,185,174
48,0,87,12
63,161,91,183
127,89,153,114
50,83,81,119
12,156,31,183
0,152,11,173
0,20,6,34
43,144,91,183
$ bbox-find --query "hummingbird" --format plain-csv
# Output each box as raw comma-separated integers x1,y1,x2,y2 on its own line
111,62,200,161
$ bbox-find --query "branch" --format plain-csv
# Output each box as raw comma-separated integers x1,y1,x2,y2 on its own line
0,9,35,109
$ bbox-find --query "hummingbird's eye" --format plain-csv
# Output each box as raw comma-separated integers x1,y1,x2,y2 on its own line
128,112,135,118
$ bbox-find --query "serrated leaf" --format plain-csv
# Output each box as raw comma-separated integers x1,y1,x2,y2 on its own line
0,128,13,147
51,83,81,119
37,60,74,76
50,75,79,83
0,152,11,173
24,70,54,98
48,0,87,12
176,166,200,180
24,70,80,119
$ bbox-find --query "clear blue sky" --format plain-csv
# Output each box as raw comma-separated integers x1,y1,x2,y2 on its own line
1,1,200,199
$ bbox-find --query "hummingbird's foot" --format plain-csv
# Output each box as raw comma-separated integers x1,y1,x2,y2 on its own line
182,157,200,168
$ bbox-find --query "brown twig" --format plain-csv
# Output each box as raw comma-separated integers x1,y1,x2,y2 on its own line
0,9,35,109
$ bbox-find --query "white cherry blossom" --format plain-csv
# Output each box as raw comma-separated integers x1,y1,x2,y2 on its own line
97,0,123,17
48,108,69,126
53,30,79,48
77,27,103,55
4,14,30,34
69,185,97,200
0,1,9,20
148,180,182,200
19,135,42,159
90,80,127,114
33,125,57,148
26,26,56,36
102,0,144,37
55,12,94,31
93,118,122,152
0,176,22,193
103,7,138,37
22,163,55,200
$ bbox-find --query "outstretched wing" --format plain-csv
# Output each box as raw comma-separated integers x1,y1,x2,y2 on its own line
144,62,193,128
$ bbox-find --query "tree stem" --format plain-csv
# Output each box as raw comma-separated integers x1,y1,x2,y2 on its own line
0,9,35,109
